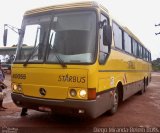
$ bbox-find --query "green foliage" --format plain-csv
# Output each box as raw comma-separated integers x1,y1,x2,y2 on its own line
152,58,160,71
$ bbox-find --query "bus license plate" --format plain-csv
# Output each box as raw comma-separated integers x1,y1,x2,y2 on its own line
38,106,51,112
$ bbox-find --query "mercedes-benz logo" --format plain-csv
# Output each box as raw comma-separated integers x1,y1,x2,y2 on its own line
39,88,46,96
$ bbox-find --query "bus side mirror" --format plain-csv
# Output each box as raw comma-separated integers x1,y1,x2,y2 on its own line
103,25,112,47
3,29,8,46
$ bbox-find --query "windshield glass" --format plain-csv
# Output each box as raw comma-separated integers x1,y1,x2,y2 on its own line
47,11,96,64
16,15,51,62
15,11,97,64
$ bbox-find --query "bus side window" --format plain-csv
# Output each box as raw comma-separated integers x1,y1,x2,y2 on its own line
112,22,123,50
132,39,138,57
99,14,110,65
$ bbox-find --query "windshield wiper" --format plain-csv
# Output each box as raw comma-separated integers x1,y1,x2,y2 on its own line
49,33,67,68
23,27,43,67
23,44,39,67
55,54,67,68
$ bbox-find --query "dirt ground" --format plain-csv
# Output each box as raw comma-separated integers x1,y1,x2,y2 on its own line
0,73,160,133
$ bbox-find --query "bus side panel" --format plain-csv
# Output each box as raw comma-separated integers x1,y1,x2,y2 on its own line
122,80,144,101
97,49,151,103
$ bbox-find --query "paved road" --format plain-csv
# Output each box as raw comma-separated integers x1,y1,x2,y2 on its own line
0,73,160,133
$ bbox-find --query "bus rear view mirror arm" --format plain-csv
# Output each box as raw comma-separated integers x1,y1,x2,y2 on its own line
3,24,23,46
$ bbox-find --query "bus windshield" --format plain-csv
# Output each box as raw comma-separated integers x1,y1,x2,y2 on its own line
16,11,97,64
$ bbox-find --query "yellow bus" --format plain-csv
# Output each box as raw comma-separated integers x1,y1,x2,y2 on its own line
4,1,152,118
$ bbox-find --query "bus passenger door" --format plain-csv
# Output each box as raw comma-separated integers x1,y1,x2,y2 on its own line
98,14,113,112
99,14,111,65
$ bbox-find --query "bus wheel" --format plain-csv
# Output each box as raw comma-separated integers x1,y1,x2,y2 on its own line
109,88,119,115
139,80,146,95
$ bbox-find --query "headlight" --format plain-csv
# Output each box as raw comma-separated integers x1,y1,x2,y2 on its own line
13,84,18,91
79,89,87,98
17,85,22,92
12,84,22,92
70,89,77,97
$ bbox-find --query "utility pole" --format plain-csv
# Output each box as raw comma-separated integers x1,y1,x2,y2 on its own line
155,23,160,35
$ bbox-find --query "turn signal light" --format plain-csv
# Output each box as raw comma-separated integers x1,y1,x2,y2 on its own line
88,88,96,100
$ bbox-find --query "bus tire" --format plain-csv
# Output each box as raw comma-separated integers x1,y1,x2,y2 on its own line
108,88,119,115
146,77,149,86
139,79,146,95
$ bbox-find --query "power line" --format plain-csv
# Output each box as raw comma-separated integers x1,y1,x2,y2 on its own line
155,23,160,35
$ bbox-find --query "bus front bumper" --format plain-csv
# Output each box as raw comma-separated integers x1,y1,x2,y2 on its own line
11,92,112,118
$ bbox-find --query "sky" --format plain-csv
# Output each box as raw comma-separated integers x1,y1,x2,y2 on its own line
0,0,160,60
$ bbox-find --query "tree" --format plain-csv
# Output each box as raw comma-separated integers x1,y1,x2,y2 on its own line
152,58,160,71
